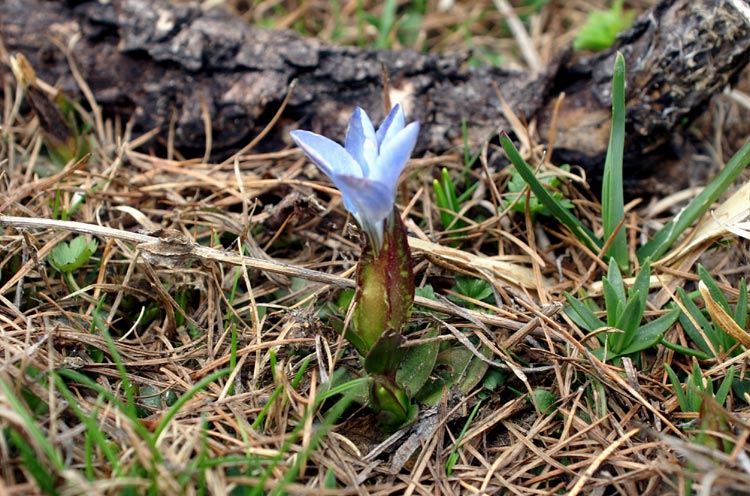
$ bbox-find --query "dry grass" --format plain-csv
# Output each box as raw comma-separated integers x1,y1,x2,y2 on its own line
2,1,750,495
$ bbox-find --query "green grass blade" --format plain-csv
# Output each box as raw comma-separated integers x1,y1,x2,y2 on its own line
637,143,750,262
375,0,396,49
735,278,747,329
433,175,453,229
7,428,59,495
715,365,735,406
52,375,120,474
615,259,652,338
629,259,652,303
57,368,158,455
698,265,730,309
601,52,628,269
153,368,231,440
271,388,358,496
254,377,370,496
665,363,690,412
446,399,482,475
0,376,65,473
500,133,602,252
99,325,138,419
677,287,715,355
660,338,713,360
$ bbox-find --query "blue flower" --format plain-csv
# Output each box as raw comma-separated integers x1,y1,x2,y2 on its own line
290,104,420,249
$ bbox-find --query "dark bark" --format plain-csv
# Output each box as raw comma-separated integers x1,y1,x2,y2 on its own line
1,0,749,172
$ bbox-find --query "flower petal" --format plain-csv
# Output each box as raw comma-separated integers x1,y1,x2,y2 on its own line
375,104,406,147
290,130,363,178
345,108,378,177
290,130,366,214
371,121,420,186
332,174,393,247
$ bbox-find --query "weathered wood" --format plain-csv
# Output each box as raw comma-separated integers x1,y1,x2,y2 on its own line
1,0,749,172
545,0,750,170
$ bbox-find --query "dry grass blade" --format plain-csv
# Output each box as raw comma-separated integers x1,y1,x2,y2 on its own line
2,0,750,494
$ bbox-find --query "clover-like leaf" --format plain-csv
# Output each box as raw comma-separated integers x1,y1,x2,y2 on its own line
49,236,97,273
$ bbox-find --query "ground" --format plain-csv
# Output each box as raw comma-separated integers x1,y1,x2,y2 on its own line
1,1,750,495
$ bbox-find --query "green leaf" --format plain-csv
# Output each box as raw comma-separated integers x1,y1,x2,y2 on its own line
457,345,491,395
698,265,730,311
677,287,715,355
433,168,478,239
564,292,605,332
637,143,750,262
573,0,634,52
686,361,707,414
715,365,735,407
500,133,602,253
629,259,652,304
735,278,748,330
665,363,690,413
607,257,627,300
49,235,97,272
396,328,440,396
415,345,477,406
375,0,397,49
365,329,404,376
371,375,413,427
732,376,750,405
433,176,450,225
660,338,713,360
602,279,623,329
612,289,643,350
505,165,573,217
532,389,557,415
613,259,653,348
454,276,493,303
601,52,628,269
415,285,437,301
603,258,625,326
618,307,680,356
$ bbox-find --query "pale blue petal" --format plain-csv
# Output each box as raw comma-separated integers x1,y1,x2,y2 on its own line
370,121,420,186
375,104,406,147
290,130,363,178
331,174,393,246
345,108,378,177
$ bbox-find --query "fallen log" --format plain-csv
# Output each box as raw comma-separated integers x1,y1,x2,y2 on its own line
1,0,749,175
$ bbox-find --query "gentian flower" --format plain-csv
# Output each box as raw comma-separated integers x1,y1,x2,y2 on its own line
290,104,419,249
291,104,420,427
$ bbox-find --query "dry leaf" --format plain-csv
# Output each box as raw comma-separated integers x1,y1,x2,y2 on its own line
699,281,750,348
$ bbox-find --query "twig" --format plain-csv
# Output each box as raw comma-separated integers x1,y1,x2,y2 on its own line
0,216,526,330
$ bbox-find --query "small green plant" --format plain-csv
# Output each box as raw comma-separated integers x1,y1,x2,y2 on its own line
448,275,493,309
501,53,750,267
665,360,734,414
673,266,748,360
573,0,635,52
666,266,750,404
504,164,573,218
49,235,98,291
445,399,482,475
49,235,97,273
433,121,482,242
565,258,680,361
356,0,425,49
433,168,478,238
